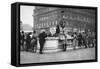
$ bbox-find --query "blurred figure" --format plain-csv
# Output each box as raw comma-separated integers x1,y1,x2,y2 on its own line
72,32,78,50
26,32,31,51
20,31,24,51
77,33,82,48
38,30,47,54
82,32,87,48
31,31,38,53
86,32,91,47
56,24,60,35
92,32,96,47
23,33,27,51
87,32,95,48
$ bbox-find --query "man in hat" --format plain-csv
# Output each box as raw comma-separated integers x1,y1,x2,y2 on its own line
38,30,47,54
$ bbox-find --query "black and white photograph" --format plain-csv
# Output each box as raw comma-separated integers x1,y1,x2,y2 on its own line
19,4,97,64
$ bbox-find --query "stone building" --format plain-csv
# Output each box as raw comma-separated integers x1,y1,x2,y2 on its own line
33,6,96,34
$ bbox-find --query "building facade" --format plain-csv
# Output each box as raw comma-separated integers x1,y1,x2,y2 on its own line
33,6,95,34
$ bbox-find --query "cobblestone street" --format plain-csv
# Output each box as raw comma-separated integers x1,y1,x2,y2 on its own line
20,47,95,64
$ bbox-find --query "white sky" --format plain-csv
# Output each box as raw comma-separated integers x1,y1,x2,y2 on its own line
20,6,35,27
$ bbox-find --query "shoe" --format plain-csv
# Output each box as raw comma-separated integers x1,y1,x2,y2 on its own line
39,52,43,54
63,49,66,51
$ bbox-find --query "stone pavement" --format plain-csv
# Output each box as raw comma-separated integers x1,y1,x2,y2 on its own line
20,48,95,64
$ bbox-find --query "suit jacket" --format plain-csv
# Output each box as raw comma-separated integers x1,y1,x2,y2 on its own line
38,32,47,42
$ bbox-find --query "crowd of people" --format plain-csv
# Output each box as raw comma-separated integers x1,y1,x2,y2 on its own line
69,31,96,50
20,29,96,54
20,30,47,54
